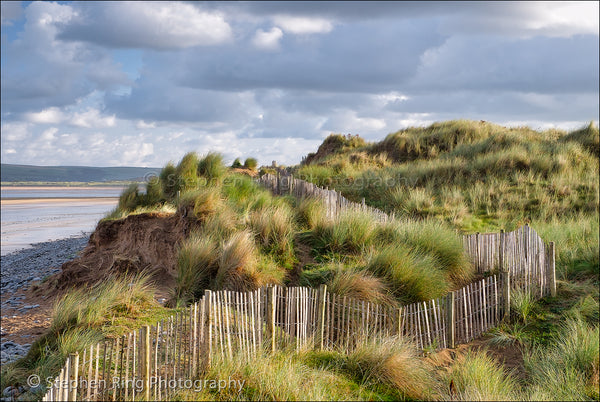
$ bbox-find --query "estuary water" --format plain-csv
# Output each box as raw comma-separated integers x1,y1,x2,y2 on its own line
1,186,123,256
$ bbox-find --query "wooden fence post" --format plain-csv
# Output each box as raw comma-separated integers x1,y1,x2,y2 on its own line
203,290,212,372
475,232,480,271
397,307,403,337
192,302,198,377
277,173,281,195
499,229,505,272
266,286,276,353
548,241,556,297
140,326,150,401
59,362,67,402
501,270,511,320
446,292,456,349
315,284,327,350
68,353,79,402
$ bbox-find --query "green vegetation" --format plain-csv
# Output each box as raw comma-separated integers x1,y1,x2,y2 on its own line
441,350,522,401
2,274,171,400
5,120,597,401
296,120,598,235
244,157,258,170
293,119,599,400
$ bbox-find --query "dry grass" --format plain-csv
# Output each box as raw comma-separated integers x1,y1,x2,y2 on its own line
442,350,522,401
327,265,397,307
249,204,296,263
342,336,438,400
174,231,219,303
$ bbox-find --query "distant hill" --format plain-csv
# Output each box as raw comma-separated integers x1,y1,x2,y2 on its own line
1,164,160,183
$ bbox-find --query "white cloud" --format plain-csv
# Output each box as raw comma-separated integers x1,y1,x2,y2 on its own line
272,15,334,34
1,122,30,141
439,2,599,38
24,107,65,124
58,2,233,49
70,108,116,128
122,141,154,165
252,27,283,50
519,2,599,37
321,110,387,134
41,127,58,140
136,120,157,129
2,2,598,168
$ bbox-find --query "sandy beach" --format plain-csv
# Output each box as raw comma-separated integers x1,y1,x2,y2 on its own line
1,193,118,255
1,197,118,204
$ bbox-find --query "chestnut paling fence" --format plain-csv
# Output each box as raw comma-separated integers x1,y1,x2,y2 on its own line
42,175,556,401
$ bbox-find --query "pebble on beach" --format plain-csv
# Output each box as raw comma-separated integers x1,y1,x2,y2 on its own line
1,234,90,365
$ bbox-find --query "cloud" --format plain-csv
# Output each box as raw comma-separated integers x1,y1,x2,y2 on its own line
1,121,30,142
272,15,333,34
24,107,65,124
41,127,59,140
179,20,444,93
438,2,600,38
1,1,23,25
70,108,116,128
57,2,233,49
1,1,598,168
411,35,599,93
238,2,599,38
387,91,599,123
252,27,283,50
1,1,128,113
136,120,157,129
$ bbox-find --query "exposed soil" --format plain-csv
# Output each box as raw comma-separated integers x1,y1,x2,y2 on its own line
230,167,258,177
37,211,201,297
287,236,317,286
428,334,527,381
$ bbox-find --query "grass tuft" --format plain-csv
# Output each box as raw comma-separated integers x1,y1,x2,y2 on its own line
443,350,521,401
367,244,449,303
327,265,396,307
340,336,437,400
174,231,218,304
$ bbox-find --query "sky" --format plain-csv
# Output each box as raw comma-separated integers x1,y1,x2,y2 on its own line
1,1,598,167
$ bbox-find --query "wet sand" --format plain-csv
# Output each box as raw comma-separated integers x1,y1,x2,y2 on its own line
2,197,118,204
1,186,125,191
1,197,118,255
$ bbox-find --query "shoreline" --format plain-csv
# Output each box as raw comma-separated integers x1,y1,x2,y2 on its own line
1,185,126,190
1,234,91,365
1,197,118,204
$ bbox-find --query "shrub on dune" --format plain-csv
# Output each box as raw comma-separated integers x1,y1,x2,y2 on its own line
327,265,396,307
379,219,473,287
443,351,521,401
312,211,377,254
367,244,449,303
159,161,178,199
525,317,599,400
296,197,328,230
198,152,226,181
175,152,201,192
174,232,219,303
216,231,283,291
143,175,164,206
250,204,296,261
341,337,436,400
118,183,142,212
